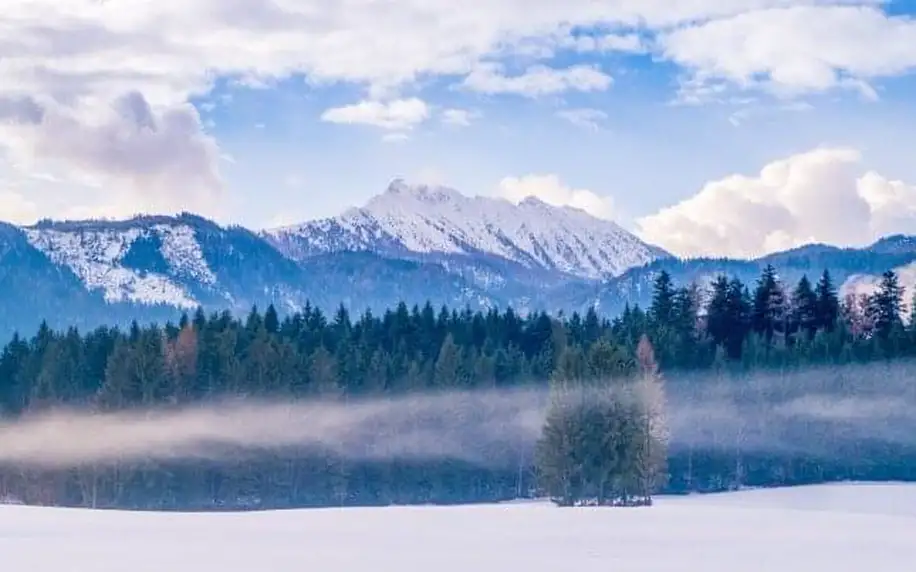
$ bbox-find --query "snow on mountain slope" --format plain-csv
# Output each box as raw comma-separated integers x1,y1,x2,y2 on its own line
154,225,217,286
267,180,669,279
24,219,215,308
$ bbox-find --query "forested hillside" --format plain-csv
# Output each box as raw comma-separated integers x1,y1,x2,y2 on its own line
1,265,915,509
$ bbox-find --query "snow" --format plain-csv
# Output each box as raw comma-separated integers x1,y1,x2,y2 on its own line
3,483,914,571
24,222,210,308
268,181,665,279
153,224,217,286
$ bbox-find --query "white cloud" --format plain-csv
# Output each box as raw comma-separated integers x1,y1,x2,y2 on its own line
0,0,914,221
661,5,916,101
557,108,608,131
0,190,38,224
0,92,223,220
321,98,430,130
462,63,613,97
497,174,615,219
2,0,833,113
566,33,647,53
441,108,478,127
637,147,916,259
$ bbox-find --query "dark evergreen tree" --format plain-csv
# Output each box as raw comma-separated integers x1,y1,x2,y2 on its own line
724,277,752,359
752,264,786,345
705,275,730,350
815,270,840,332
649,271,675,326
791,275,819,341
0,262,913,511
869,270,904,341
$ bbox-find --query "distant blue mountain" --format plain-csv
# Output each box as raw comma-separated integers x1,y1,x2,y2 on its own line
2,184,914,340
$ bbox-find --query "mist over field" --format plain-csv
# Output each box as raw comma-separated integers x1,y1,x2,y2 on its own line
1,360,914,470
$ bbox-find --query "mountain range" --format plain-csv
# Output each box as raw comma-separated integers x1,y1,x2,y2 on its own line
2,180,914,340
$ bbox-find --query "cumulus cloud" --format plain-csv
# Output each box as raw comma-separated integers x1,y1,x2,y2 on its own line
661,5,916,102
556,108,608,131
0,92,223,220
3,0,829,112
1,2,911,108
1,0,915,221
0,190,38,224
321,98,430,130
462,63,613,97
637,147,916,259
441,108,478,127
497,174,615,219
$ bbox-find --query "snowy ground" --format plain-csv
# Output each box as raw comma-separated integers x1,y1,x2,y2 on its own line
3,483,915,571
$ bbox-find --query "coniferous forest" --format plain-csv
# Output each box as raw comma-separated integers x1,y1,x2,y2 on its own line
2,266,916,509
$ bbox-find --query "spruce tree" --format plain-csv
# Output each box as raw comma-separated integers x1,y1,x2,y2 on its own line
752,264,786,345
791,275,819,340
815,270,840,332
705,275,730,349
650,271,675,326
869,270,904,340
724,277,751,359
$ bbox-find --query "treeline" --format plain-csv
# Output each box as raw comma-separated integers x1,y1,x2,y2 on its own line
0,265,915,509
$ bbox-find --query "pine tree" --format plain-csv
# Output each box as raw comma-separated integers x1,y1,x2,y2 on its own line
791,275,819,340
815,270,840,332
433,333,462,387
752,264,786,345
723,277,751,359
705,275,730,349
264,304,280,335
869,270,904,340
649,271,675,326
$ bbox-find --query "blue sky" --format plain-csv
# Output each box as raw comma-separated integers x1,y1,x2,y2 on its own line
1,1,916,257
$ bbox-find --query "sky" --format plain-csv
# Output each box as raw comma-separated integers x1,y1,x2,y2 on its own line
1,0,916,259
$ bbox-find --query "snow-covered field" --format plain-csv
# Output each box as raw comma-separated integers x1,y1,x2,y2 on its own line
3,483,915,571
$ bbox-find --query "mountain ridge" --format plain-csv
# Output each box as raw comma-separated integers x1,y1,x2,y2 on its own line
264,180,670,281
2,181,915,340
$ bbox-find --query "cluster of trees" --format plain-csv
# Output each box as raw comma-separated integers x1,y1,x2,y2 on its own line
536,336,668,506
637,266,914,367
0,265,913,509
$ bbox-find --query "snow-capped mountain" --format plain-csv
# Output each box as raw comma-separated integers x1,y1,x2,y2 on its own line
26,217,217,308
20,214,330,318
265,180,669,280
6,180,916,342
4,212,504,338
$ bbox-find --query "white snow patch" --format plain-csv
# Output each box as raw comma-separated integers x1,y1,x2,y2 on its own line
25,224,207,308
153,224,217,285
2,483,915,571
269,181,664,279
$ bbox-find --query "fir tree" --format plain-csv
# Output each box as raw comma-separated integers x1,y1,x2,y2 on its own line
815,270,840,332
752,264,786,345
649,271,675,327
869,270,904,341
791,275,819,340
